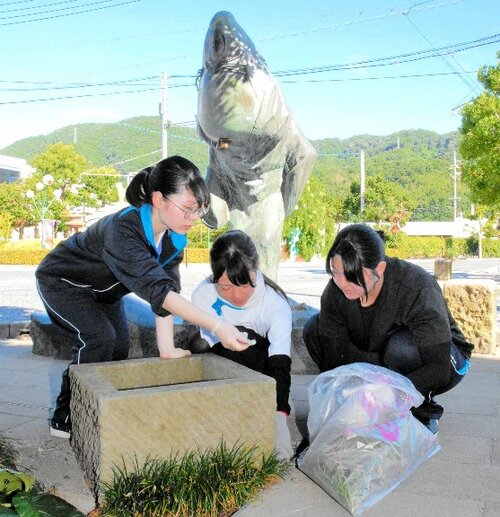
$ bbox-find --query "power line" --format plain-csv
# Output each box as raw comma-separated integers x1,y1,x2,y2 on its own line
0,0,465,55
0,0,141,26
0,0,86,15
0,86,158,105
80,149,162,175
1,31,495,105
273,33,499,76
403,1,481,96
258,0,468,43
281,70,475,84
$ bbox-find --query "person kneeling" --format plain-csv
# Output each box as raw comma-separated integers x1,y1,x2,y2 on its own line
191,230,294,460
303,224,473,435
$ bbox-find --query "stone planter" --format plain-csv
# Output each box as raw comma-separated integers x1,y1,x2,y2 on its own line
69,355,276,497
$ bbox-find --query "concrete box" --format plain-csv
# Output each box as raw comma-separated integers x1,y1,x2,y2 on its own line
69,355,276,496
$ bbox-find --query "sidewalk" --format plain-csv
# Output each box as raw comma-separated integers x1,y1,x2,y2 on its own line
1,336,499,516
1,259,499,516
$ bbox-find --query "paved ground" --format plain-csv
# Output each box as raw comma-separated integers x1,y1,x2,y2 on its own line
0,259,499,516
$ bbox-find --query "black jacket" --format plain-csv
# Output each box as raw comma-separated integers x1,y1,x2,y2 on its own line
36,204,186,316
317,257,474,391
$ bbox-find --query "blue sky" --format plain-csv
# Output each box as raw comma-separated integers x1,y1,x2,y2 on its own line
0,0,498,150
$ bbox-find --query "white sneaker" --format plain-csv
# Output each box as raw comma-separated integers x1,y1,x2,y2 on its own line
49,421,71,439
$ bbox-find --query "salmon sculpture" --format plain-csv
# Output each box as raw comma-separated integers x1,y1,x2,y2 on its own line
197,11,317,279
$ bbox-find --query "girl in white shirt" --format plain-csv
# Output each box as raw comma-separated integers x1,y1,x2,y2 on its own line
191,230,294,460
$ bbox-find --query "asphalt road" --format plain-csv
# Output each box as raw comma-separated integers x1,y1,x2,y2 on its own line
0,258,498,324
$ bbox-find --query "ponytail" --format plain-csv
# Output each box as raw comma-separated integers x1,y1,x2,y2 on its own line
126,167,153,207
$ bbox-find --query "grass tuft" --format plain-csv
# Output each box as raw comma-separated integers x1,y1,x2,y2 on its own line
0,434,18,470
100,441,287,517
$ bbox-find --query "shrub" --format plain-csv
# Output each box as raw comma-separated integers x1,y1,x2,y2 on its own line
181,248,209,264
0,214,13,242
0,249,50,265
474,237,500,258
0,248,210,265
384,234,499,259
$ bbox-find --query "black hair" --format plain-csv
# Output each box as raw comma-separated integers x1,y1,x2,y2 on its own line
125,155,210,208
209,230,288,301
326,224,385,297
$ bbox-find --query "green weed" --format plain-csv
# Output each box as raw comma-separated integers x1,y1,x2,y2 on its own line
100,441,287,517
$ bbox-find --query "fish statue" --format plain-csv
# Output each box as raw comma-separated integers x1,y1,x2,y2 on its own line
197,11,317,280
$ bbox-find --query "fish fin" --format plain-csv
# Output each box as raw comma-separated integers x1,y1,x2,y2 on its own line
281,139,317,216
204,163,230,228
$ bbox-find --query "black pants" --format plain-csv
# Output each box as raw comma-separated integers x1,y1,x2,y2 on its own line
209,326,292,415
37,278,129,426
303,314,468,421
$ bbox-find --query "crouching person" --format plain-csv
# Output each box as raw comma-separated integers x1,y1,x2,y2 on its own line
191,230,294,460
303,224,473,434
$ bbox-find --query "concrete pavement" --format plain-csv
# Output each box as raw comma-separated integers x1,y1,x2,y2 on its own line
1,337,500,516
0,259,499,516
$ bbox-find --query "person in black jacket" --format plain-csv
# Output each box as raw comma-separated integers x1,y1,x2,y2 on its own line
36,155,249,439
303,224,473,434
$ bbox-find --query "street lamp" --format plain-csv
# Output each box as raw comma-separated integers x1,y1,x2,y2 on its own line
25,174,62,249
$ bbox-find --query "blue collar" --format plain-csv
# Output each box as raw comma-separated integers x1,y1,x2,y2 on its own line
211,297,245,316
120,204,187,263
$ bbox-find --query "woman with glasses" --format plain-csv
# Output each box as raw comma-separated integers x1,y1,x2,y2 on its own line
303,224,473,435
36,155,249,439
190,230,294,460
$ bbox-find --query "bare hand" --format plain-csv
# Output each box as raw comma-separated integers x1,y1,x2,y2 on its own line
159,348,192,359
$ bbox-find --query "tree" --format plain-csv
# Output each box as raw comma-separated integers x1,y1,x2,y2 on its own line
25,143,120,238
30,143,118,208
459,53,500,208
0,182,35,237
0,212,13,241
340,175,416,230
283,175,339,260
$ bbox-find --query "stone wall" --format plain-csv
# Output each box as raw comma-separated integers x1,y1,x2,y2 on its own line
441,279,497,355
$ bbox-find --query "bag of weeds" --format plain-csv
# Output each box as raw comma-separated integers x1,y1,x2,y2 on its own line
297,363,440,516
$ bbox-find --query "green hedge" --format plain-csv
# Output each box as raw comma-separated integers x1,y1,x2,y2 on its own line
385,234,500,259
0,249,50,265
0,248,210,265
0,238,497,265
181,248,209,263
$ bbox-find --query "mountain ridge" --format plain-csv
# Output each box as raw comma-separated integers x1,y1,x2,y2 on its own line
0,116,464,220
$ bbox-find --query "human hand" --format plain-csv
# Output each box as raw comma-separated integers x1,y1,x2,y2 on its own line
214,321,249,352
275,411,294,461
159,348,192,360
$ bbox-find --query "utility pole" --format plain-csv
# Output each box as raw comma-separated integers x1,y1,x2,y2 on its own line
360,149,365,213
452,150,460,221
160,72,168,159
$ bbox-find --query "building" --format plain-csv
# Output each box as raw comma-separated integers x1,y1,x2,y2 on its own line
339,218,481,238
0,154,34,183
401,218,480,238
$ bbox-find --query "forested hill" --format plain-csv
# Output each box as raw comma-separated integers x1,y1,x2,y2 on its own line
1,116,465,220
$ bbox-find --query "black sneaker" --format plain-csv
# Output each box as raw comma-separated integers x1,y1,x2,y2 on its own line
294,437,310,459
50,420,71,439
423,418,439,435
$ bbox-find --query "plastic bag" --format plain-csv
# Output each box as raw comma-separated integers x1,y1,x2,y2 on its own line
297,363,440,516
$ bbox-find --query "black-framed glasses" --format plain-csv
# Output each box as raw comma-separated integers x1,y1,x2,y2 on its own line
164,196,209,220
